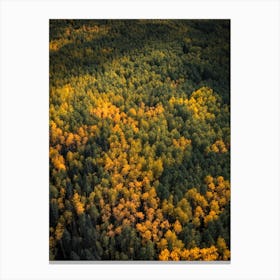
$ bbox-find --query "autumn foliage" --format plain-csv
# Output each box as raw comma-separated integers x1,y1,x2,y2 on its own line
49,20,230,261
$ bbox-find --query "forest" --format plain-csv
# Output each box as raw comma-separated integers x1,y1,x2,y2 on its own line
49,19,230,261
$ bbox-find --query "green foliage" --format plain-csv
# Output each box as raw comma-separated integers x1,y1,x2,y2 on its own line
49,19,230,261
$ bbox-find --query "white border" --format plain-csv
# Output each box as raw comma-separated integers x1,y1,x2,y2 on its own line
1,0,279,279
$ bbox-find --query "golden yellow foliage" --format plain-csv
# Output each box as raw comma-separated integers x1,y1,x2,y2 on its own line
55,222,64,241
50,147,66,171
159,248,170,261
217,237,230,260
207,140,228,154
173,220,182,234
160,245,219,261
143,230,152,240
158,238,168,250
65,133,74,147
170,248,180,260
186,87,217,120
72,192,85,215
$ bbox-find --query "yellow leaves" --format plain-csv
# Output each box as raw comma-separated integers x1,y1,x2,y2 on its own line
50,147,66,171
160,220,170,230
136,223,147,234
91,100,123,124
193,217,201,227
72,192,85,215
162,199,174,216
50,38,72,52
186,175,231,228
170,248,180,260
188,247,201,260
65,133,74,147
152,158,164,179
187,188,208,208
121,164,130,176
57,197,64,210
169,96,185,106
66,151,74,162
128,108,137,117
208,182,215,191
49,236,56,250
205,191,213,200
180,249,190,260
159,246,220,261
49,41,59,51
173,137,191,150
173,220,182,234
204,210,218,225
165,230,179,248
52,156,66,171
158,238,168,250
108,226,115,237
50,121,64,145
143,230,152,240
55,222,64,241
145,104,165,118
199,246,218,261
146,208,155,221
194,206,204,218
217,237,230,260
159,248,170,261
207,140,228,154
186,87,218,121
56,84,74,101
210,200,220,213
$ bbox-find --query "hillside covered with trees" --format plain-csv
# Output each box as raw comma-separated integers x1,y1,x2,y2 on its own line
49,19,230,261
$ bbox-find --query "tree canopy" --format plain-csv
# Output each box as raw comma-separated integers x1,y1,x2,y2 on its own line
49,19,230,261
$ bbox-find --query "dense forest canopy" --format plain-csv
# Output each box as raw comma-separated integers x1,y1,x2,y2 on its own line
49,19,230,261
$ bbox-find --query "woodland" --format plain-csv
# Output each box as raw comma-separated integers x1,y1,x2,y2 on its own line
49,19,230,261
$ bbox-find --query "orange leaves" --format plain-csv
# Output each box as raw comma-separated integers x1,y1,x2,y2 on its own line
142,192,149,200
136,223,147,234
115,226,122,235
136,211,144,220
160,220,170,231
